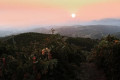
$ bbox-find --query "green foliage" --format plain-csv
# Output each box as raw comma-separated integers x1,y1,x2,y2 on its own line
42,34,83,80
90,35,120,80
0,52,58,80
0,33,85,80
5,33,51,49
66,37,98,51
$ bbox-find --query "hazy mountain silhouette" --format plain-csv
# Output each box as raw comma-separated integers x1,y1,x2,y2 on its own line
54,25,120,39
80,18,120,26
0,18,120,38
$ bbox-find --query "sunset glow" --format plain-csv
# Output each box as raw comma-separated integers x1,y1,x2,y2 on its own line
0,0,120,27
71,13,76,18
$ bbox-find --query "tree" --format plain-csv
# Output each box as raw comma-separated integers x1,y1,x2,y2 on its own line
90,35,120,80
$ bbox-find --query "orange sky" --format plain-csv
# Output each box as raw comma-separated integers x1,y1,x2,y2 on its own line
76,2,120,21
0,0,120,27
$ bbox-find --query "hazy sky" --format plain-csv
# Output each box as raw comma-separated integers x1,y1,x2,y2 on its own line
0,0,120,28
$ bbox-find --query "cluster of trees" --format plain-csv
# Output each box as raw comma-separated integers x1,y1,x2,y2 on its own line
66,37,98,51
2,32,120,80
90,35,120,80
0,33,86,80
0,41,57,80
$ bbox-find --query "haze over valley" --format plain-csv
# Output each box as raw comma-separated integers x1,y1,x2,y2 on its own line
1,18,120,39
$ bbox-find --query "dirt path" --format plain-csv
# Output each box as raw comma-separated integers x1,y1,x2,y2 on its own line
80,63,107,80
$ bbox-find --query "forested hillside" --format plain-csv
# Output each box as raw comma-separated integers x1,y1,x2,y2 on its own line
0,32,93,80
0,33,120,80
90,35,120,80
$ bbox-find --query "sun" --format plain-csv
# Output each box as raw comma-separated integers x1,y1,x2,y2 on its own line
71,13,76,18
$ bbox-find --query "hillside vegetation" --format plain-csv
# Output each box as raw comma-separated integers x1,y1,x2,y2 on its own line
0,32,93,80
0,32,120,80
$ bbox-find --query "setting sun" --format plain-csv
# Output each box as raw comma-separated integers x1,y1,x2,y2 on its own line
71,13,76,18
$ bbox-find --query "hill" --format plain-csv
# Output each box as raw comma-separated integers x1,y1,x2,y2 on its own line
26,25,120,39
55,25,120,39
4,32,51,47
1,32,120,80
1,32,97,51
1,25,120,39
80,18,120,26
0,32,84,80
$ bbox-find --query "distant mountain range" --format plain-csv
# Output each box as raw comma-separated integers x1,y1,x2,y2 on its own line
0,30,27,37
27,25,120,39
29,18,120,39
80,18,120,26
0,18,120,39
55,25,120,39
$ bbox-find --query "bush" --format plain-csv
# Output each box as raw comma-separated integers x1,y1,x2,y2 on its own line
91,35,120,80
